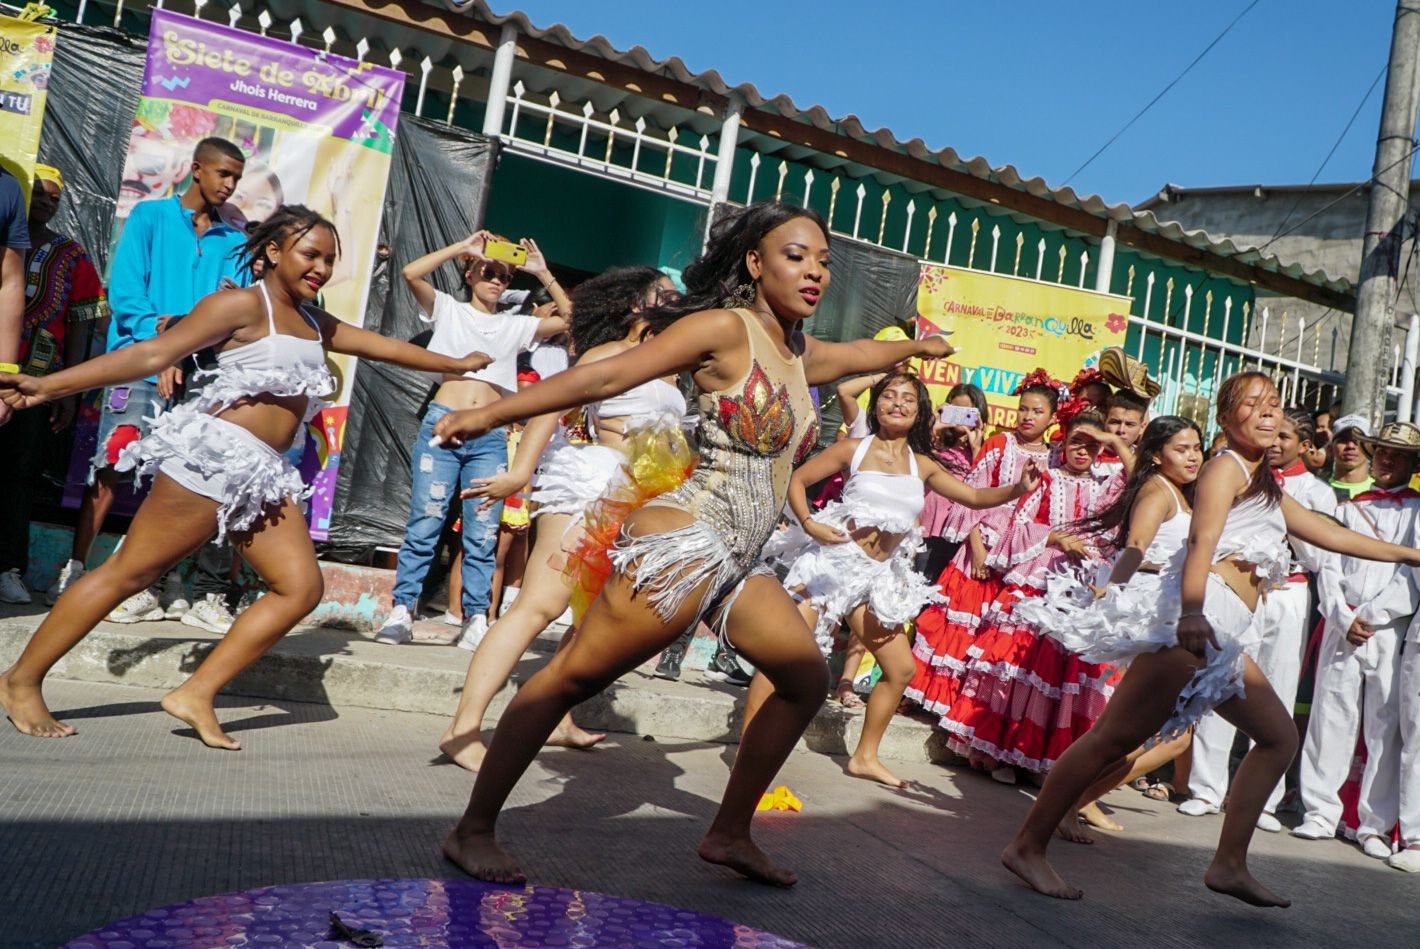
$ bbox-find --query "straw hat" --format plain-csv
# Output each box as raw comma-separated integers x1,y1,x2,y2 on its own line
1097,346,1160,400
1357,422,1420,453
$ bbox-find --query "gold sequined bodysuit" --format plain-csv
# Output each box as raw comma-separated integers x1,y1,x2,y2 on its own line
609,308,818,631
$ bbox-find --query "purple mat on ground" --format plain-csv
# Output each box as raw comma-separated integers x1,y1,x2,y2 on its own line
64,878,808,948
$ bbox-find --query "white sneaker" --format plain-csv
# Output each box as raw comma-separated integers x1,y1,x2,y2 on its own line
1291,819,1334,840
498,586,521,617
46,559,84,605
457,613,489,652
0,568,31,604
375,604,413,645
107,589,165,623
160,571,190,620
181,593,235,633
441,610,463,627
1361,835,1393,859
1255,812,1282,833
1177,798,1220,817
1388,848,1420,872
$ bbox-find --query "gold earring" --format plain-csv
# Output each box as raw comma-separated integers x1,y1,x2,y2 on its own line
723,282,758,309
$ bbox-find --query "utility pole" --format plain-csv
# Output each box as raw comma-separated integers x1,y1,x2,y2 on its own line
1345,0,1420,427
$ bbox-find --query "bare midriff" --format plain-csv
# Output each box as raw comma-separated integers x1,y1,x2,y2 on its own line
1211,556,1264,613
432,376,504,411
846,523,905,563
216,395,307,453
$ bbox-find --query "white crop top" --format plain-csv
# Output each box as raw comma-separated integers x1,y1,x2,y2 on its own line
1144,476,1191,568
216,282,327,377
837,436,925,534
421,289,540,394
1213,449,1290,584
590,377,687,428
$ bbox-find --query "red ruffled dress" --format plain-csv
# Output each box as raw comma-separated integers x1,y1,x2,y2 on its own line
939,465,1123,772
906,433,1048,716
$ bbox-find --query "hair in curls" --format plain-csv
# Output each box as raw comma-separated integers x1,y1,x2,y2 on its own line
1282,406,1316,446
240,204,340,279
641,201,829,336
865,371,935,456
936,382,988,450
1071,415,1202,547
1215,370,1284,507
567,266,663,360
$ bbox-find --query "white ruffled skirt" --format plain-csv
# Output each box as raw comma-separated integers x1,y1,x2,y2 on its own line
764,517,942,656
529,443,622,518
1013,567,1257,737
115,409,308,543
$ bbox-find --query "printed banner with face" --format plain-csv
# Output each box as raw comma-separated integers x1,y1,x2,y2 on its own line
0,14,56,206
119,10,404,539
914,264,1131,429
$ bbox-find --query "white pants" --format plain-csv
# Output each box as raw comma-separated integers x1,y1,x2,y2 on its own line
1396,641,1420,845
1297,616,1405,836
1188,582,1308,812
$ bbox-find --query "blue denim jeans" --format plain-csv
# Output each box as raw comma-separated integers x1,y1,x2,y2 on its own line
391,403,507,618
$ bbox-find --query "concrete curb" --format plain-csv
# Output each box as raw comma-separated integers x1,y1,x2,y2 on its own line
0,613,953,765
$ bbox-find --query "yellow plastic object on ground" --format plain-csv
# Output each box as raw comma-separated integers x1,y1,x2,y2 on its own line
755,785,803,812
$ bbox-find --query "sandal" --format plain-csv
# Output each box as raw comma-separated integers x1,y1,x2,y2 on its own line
833,679,866,709
1142,780,1176,802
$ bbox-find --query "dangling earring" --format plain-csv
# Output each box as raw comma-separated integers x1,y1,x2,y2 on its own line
723,281,758,309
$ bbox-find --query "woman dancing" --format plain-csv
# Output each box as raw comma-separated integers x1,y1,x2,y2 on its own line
0,207,493,749
756,370,1040,788
437,265,684,771
1001,371,1420,907
432,201,956,886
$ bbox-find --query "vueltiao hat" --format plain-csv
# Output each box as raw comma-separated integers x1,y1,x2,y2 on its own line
1357,421,1420,453
1097,346,1160,400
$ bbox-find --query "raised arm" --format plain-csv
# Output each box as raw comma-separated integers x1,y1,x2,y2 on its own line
518,238,572,340
1282,493,1420,566
922,454,1040,509
802,332,955,387
402,231,485,315
835,373,884,429
315,310,491,376
434,308,732,446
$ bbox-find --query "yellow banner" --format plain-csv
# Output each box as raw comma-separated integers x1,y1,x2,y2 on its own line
914,264,1131,429
0,15,55,206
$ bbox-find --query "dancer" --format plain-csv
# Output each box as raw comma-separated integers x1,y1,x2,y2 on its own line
1013,415,1203,838
906,376,1059,722
1001,371,1420,907
756,371,1041,788
437,266,682,772
938,407,1133,781
0,206,494,749
375,231,569,646
433,201,956,886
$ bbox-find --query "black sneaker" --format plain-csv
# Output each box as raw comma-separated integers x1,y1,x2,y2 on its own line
653,645,685,681
703,647,753,687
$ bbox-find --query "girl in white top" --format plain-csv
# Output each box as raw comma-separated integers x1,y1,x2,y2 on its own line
755,371,1040,789
1003,371,1420,908
437,266,686,772
0,207,494,750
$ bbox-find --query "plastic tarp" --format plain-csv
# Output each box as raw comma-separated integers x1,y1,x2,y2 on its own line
325,118,499,560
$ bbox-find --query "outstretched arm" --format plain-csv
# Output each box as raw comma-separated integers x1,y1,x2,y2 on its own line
922,454,1040,509
802,332,955,386
315,310,491,376
1283,493,1420,565
462,411,560,504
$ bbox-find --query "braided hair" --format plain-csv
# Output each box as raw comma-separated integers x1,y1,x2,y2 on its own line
240,204,341,280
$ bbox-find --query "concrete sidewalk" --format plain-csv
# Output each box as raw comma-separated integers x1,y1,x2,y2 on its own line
0,602,952,765
3,679,1413,948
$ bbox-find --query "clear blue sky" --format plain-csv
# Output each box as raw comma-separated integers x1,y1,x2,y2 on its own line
493,0,1401,207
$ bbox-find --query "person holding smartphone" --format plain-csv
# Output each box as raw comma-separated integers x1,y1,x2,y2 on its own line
374,231,570,648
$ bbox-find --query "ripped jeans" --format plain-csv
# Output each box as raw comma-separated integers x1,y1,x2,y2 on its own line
391,403,507,619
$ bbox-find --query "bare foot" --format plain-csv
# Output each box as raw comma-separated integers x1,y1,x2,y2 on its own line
160,690,240,750
443,828,527,884
0,670,76,738
1001,841,1083,899
698,833,797,887
1203,862,1290,908
546,719,607,751
846,754,912,789
438,730,488,773
834,680,865,710
1078,801,1123,832
1055,807,1094,845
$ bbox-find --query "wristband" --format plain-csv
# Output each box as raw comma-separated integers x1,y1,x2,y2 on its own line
0,362,18,373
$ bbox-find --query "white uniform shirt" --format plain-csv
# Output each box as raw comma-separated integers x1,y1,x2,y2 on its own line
1280,464,1338,574
1316,486,1420,633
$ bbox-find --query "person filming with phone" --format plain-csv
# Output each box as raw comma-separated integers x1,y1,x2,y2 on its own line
375,231,570,647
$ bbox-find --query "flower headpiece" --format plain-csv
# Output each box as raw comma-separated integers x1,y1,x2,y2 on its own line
1068,366,1108,399
1013,367,1068,402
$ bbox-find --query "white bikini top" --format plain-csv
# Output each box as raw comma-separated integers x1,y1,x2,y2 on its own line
590,377,687,428
837,436,925,533
195,282,335,430
1213,449,1290,583
1144,476,1192,567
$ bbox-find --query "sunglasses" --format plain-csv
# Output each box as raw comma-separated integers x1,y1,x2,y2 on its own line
472,264,513,284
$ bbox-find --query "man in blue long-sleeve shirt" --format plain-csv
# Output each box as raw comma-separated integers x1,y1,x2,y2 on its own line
47,138,248,619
